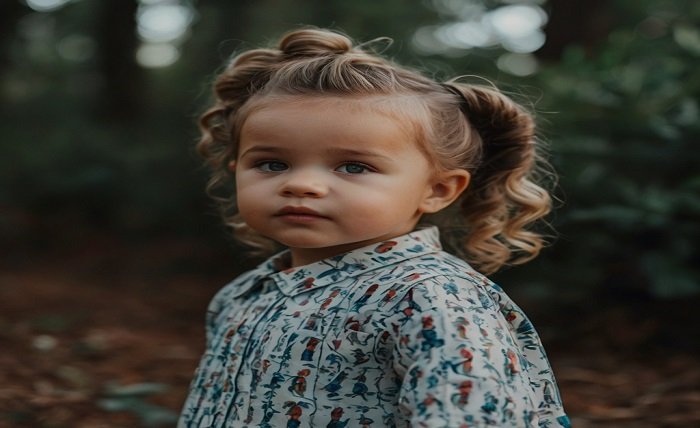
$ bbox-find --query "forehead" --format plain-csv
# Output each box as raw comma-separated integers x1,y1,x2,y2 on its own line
239,94,427,139
239,95,425,150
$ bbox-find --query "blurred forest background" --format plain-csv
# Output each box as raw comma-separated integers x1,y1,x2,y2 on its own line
1,0,699,426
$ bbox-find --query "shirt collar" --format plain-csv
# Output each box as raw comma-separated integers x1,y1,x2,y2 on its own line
232,226,443,298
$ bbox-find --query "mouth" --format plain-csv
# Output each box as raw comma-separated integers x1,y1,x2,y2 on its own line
275,206,329,222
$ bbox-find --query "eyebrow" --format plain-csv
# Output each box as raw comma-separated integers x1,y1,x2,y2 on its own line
239,145,394,161
324,147,393,161
238,146,289,158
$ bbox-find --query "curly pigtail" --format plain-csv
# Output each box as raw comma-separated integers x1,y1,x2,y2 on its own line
442,83,553,274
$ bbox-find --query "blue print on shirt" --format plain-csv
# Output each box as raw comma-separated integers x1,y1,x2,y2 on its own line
178,227,568,428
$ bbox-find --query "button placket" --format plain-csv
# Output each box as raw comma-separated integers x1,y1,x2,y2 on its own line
224,281,286,424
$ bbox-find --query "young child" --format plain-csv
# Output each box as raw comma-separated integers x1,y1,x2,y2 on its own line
180,28,570,428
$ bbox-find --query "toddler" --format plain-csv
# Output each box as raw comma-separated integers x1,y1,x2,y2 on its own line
180,28,570,428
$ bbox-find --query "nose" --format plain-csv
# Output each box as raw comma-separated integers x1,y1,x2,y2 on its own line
279,169,329,198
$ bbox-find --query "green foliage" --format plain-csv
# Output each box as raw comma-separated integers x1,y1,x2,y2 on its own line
527,0,700,297
1,0,697,298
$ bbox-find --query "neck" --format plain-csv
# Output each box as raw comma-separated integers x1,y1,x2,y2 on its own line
289,246,354,268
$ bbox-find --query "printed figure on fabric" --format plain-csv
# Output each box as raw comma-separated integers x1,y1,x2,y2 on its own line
180,229,570,427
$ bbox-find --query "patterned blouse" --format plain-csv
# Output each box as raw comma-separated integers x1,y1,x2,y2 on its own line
179,227,570,427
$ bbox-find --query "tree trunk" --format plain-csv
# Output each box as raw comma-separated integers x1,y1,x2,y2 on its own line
538,0,615,60
94,0,142,122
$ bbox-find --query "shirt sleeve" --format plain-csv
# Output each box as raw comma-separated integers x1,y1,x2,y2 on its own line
388,274,549,428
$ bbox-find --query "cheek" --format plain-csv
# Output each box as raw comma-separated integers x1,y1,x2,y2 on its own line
236,172,271,198
351,178,426,207
235,181,266,218
234,170,253,191
341,192,411,221
236,197,267,234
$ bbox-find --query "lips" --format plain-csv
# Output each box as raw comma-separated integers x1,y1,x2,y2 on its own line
275,206,329,221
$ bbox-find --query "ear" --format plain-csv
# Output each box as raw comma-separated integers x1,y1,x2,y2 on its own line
227,160,237,172
419,169,470,214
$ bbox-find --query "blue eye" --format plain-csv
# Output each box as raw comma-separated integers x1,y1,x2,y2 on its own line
256,161,288,172
336,163,372,174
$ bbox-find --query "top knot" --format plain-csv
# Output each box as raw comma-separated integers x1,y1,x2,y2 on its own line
279,28,354,57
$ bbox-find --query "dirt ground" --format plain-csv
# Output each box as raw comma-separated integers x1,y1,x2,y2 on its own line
1,239,698,427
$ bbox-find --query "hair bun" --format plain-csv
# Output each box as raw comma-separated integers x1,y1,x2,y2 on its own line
279,28,353,57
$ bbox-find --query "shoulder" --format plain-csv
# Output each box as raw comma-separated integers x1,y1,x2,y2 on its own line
208,268,260,312
395,249,485,282
391,250,498,304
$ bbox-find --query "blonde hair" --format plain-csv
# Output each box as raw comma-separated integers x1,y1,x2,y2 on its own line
197,28,553,274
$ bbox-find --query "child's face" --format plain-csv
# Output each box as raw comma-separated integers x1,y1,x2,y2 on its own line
235,96,445,267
